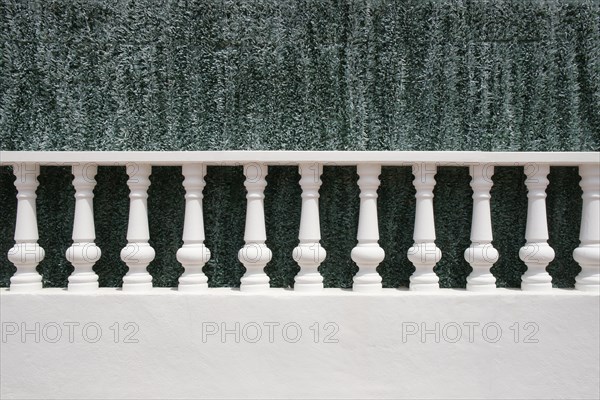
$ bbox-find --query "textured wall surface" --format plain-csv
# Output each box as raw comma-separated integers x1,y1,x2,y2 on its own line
2,290,599,399
1,0,598,288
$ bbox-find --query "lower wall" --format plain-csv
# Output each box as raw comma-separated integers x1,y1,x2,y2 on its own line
1,288,599,399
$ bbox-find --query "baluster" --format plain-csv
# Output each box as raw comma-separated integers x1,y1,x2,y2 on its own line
574,165,600,292
120,163,155,292
519,163,554,291
408,162,441,290
238,163,272,292
351,164,384,292
7,162,45,291
177,164,211,291
293,163,326,291
66,163,101,292
465,164,499,291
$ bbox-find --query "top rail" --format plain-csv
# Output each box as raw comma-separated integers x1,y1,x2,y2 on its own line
0,151,598,166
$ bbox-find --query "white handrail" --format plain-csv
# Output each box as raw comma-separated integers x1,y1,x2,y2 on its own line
0,150,598,165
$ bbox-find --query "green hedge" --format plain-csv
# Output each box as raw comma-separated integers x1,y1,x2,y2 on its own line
1,0,598,288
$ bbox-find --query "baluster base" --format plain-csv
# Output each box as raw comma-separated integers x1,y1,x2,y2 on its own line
68,281,100,292
68,272,100,292
409,283,440,291
466,270,497,292
521,270,553,291
521,283,553,291
294,272,324,292
239,243,271,292
122,271,153,292
352,281,383,293
466,282,497,292
408,243,441,291
409,272,440,291
66,243,101,293
239,277,270,292
178,273,209,292
122,281,153,292
352,270,383,292
519,242,554,291
177,244,210,292
293,244,326,292
8,243,45,292
9,269,43,292
464,244,498,292
121,243,155,292
351,245,384,292
294,282,324,292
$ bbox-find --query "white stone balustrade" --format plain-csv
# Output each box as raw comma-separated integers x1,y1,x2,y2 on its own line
408,162,442,290
293,163,326,291
351,164,384,292
574,165,600,292
7,162,45,291
238,163,272,292
177,164,211,291
519,163,555,291
66,163,101,292
464,164,499,291
120,163,155,292
1,151,598,294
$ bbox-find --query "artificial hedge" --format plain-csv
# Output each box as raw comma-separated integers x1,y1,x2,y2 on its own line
0,0,598,288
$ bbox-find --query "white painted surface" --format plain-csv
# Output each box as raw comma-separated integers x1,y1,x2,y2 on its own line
2,151,599,399
1,289,598,400
1,150,598,166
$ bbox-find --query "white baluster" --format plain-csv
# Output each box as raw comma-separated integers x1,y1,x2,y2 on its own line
293,163,326,291
177,164,211,291
408,162,441,290
238,163,272,292
66,163,101,292
574,164,600,292
351,164,384,292
465,164,499,291
7,162,45,291
519,163,554,291
120,164,155,292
